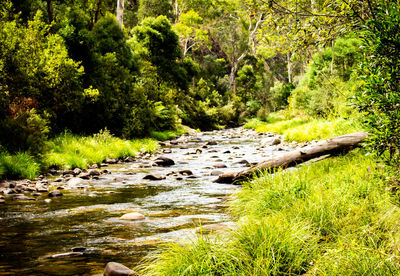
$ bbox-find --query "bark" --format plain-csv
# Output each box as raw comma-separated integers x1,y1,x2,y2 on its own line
46,0,53,24
95,0,102,24
215,132,368,184
287,52,292,83
116,0,125,27
331,40,335,74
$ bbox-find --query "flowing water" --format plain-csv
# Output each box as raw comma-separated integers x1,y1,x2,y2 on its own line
0,127,287,275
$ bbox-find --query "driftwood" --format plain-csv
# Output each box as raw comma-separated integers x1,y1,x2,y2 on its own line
215,132,368,184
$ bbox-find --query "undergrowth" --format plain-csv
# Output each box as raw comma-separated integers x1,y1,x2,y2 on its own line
138,150,400,275
245,114,363,142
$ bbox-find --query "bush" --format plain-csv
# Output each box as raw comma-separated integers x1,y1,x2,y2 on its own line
354,2,400,164
0,109,49,156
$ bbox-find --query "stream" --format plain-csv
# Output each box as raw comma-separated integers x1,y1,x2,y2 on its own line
0,127,289,275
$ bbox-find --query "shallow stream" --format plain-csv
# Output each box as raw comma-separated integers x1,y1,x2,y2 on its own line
0,127,287,275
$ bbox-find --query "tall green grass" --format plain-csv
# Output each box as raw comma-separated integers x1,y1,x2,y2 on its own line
44,130,159,170
150,126,188,141
0,152,40,179
245,115,363,142
139,151,400,275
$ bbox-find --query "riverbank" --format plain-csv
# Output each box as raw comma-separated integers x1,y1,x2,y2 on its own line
140,149,400,275
244,113,363,142
0,128,190,180
138,118,400,275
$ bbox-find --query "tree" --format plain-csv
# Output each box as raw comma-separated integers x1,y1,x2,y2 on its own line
173,10,209,58
137,0,173,22
116,0,124,27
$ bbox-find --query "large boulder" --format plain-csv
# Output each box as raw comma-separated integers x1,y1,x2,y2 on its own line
104,262,137,276
48,190,63,197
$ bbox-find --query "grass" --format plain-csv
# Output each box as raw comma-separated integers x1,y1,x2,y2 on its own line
0,129,161,179
150,126,188,141
244,115,363,142
44,130,160,170
0,152,40,179
138,150,400,275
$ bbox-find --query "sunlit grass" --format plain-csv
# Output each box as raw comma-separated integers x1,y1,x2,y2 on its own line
139,150,400,275
0,152,40,179
44,130,159,170
245,115,363,142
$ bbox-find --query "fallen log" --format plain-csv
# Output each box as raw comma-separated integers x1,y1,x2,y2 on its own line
215,132,368,184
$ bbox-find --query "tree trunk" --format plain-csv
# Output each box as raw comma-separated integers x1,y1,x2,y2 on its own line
116,0,124,27
287,52,292,83
229,64,237,96
331,39,335,74
95,0,102,24
215,132,368,184
46,0,53,24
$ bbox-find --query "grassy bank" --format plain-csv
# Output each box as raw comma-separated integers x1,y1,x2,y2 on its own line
244,113,363,142
139,150,400,275
0,130,160,180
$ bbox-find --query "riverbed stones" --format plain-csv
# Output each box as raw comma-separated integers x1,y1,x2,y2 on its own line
120,212,145,221
213,163,227,169
143,174,166,181
13,194,35,201
67,177,88,187
49,190,63,197
206,141,217,145
210,170,224,176
73,168,82,175
179,170,193,176
104,262,137,276
154,156,175,167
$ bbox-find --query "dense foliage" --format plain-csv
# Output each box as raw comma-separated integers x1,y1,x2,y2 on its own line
0,0,399,169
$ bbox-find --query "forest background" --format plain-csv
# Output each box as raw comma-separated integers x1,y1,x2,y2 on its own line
0,0,399,179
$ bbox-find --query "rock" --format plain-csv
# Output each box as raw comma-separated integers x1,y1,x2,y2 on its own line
51,252,84,258
13,194,35,201
45,199,52,203
176,177,183,180
63,170,74,175
89,163,99,169
169,139,179,145
179,170,193,176
71,247,86,252
73,168,82,175
88,169,101,176
3,188,16,195
124,157,135,162
210,170,224,176
223,150,231,154
49,190,63,197
120,212,145,221
206,141,217,145
195,149,202,154
104,262,137,276
187,175,198,179
8,182,16,188
101,169,111,174
78,173,90,179
54,178,63,182
143,174,166,181
32,193,41,197
232,146,240,149
162,148,172,154
234,159,250,167
36,186,48,193
154,156,175,167
0,199,5,204
105,158,118,164
271,137,281,146
213,164,227,169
